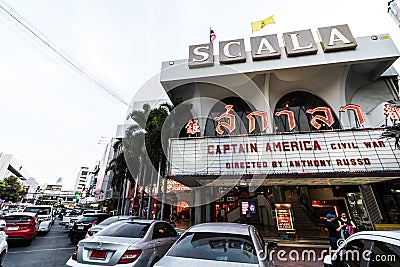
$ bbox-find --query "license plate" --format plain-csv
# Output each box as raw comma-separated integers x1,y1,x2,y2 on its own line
90,250,107,259
77,226,84,230
7,226,18,231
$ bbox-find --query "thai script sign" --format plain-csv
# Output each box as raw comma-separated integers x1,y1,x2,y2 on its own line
185,104,365,135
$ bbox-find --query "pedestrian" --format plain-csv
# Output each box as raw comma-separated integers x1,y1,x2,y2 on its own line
246,206,251,225
325,213,346,250
216,209,221,222
220,208,226,222
338,212,356,239
169,213,177,227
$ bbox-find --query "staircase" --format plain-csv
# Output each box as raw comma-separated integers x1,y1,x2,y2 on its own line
290,203,319,238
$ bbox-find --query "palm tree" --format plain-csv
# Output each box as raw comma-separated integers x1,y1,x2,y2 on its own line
105,139,133,215
117,100,181,218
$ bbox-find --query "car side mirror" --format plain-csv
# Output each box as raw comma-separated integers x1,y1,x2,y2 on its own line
0,220,6,231
323,255,333,267
267,241,278,250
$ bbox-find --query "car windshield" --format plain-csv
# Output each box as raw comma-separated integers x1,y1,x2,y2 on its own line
98,216,127,226
77,216,99,223
24,207,51,215
4,215,33,223
97,222,150,238
167,232,258,264
67,210,81,216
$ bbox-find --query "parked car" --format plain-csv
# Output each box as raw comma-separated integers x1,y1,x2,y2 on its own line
23,205,54,233
58,208,71,219
85,215,139,238
155,222,277,267
0,219,8,265
3,212,39,246
68,213,112,244
68,215,83,232
61,210,82,229
66,219,178,267
82,209,105,215
324,230,400,267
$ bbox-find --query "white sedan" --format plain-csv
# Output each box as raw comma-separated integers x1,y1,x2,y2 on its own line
155,222,277,267
66,219,178,267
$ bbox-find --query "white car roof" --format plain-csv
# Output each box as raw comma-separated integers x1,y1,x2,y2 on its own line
187,223,251,236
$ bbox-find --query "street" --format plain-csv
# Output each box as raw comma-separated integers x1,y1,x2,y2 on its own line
4,219,74,267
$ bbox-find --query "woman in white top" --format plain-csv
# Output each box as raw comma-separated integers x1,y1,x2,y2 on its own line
338,212,356,238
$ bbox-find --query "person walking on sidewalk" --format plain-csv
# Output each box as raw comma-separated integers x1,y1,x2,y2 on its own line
325,213,346,250
338,212,356,239
246,206,252,225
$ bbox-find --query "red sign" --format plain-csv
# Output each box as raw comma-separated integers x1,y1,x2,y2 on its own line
276,206,294,231
185,103,368,135
185,119,201,135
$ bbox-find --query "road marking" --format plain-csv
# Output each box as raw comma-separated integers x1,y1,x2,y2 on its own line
8,247,73,254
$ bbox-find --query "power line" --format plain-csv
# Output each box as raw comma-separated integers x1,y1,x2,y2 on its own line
0,2,129,106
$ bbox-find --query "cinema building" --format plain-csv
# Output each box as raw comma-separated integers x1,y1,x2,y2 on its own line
159,24,400,238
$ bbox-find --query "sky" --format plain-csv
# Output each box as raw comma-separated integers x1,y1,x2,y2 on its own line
0,0,399,190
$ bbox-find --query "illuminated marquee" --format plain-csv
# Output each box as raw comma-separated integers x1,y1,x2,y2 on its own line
169,129,399,176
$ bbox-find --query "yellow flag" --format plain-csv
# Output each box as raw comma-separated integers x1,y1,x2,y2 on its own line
251,15,275,33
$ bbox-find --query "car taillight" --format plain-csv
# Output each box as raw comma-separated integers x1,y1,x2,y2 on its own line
118,249,141,264
92,220,97,226
72,246,78,261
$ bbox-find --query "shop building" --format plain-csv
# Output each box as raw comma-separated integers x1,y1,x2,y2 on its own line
159,24,400,238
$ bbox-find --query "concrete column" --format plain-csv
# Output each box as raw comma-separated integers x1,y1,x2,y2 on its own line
194,188,202,224
205,187,211,222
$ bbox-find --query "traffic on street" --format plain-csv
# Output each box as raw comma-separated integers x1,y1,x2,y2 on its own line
4,218,74,267
1,2,400,267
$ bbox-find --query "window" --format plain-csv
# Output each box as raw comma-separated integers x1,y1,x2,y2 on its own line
204,97,257,137
4,216,33,223
166,232,258,264
152,223,175,239
77,216,98,223
24,207,51,215
97,216,126,226
97,222,150,238
274,91,341,132
369,241,400,267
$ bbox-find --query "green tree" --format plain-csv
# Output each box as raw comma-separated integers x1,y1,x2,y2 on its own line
106,139,133,191
0,176,25,202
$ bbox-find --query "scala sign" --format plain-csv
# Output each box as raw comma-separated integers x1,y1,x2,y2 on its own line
188,24,357,68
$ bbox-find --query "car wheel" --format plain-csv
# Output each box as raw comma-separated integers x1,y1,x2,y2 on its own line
70,237,77,244
25,239,32,246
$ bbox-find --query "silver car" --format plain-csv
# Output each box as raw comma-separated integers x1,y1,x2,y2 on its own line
155,222,277,267
66,219,178,267
85,215,140,238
